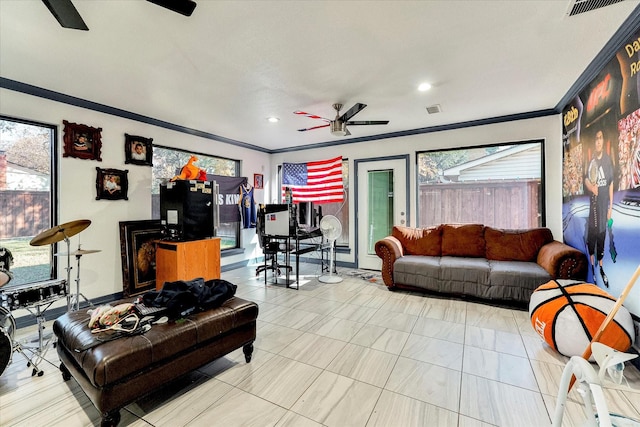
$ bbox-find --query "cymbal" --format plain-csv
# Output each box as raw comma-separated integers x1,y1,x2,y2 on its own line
54,249,101,257
30,219,92,246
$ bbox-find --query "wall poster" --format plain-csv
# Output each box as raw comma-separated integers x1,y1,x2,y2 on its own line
562,29,640,317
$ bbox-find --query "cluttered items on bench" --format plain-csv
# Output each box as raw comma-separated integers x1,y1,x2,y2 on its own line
78,278,237,351
142,277,237,319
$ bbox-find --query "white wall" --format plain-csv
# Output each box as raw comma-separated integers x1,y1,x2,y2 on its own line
1,88,270,305
1,88,564,301
270,114,564,265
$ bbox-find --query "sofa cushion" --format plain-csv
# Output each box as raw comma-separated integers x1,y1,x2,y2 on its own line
485,227,553,262
393,255,441,289
392,225,442,256
440,256,491,286
487,260,552,301
441,224,485,258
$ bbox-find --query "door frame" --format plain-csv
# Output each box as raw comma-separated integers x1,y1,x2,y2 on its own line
354,154,410,269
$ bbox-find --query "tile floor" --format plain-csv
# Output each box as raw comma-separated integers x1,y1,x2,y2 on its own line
1,263,639,426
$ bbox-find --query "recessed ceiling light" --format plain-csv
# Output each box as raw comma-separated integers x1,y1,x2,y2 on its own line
267,117,280,123
418,82,432,92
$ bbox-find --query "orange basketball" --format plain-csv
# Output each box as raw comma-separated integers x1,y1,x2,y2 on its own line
529,279,635,358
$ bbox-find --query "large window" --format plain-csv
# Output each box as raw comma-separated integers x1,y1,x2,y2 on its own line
151,146,241,250
0,117,56,286
417,141,544,228
278,159,349,246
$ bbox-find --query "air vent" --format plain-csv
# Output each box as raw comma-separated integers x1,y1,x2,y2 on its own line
426,104,442,115
566,0,624,16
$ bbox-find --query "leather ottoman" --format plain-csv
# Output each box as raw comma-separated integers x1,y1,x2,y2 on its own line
53,296,258,427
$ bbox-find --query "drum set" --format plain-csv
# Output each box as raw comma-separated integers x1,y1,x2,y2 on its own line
0,219,100,376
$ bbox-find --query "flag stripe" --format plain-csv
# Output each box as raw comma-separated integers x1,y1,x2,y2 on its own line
282,156,343,204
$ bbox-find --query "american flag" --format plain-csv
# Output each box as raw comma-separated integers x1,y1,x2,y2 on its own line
282,156,344,204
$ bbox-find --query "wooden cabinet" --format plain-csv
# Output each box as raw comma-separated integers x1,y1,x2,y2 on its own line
155,238,221,290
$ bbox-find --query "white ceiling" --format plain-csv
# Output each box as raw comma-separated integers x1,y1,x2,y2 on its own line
0,0,638,152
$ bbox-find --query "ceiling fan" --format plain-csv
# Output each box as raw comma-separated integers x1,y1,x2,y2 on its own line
42,0,197,31
295,103,389,137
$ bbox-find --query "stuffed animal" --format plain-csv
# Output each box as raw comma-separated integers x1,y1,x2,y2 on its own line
170,155,207,181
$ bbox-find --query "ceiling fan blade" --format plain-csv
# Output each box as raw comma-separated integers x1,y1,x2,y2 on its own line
346,120,390,126
294,111,331,122
146,0,197,17
339,103,367,122
297,124,331,132
41,0,88,30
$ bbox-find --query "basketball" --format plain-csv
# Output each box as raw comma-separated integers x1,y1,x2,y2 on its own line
529,279,635,359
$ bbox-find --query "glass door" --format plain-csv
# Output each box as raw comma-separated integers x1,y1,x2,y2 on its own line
356,157,407,270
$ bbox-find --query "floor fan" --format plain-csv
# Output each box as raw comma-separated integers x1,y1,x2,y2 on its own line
319,215,343,283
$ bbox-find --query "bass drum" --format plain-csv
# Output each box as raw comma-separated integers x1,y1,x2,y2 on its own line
0,307,15,376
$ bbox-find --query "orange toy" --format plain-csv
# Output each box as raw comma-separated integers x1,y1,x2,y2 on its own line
170,155,207,181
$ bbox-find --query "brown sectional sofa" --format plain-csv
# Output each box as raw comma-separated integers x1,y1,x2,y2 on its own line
374,224,587,304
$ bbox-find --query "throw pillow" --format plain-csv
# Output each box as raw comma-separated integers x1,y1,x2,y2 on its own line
392,225,442,256
441,224,485,257
485,227,553,261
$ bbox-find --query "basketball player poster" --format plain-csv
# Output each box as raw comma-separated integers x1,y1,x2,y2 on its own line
562,29,640,318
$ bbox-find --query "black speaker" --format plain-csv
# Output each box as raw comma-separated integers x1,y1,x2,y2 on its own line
160,180,215,241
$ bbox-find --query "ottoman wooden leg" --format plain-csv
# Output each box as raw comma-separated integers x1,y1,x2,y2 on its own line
60,363,71,381
101,410,121,427
243,342,254,363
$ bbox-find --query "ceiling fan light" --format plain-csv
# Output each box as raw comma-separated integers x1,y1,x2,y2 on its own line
330,121,347,136
418,82,432,92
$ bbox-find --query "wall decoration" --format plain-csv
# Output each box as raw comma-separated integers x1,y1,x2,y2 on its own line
95,167,129,200
62,120,102,161
561,28,640,317
119,220,163,297
254,173,263,189
124,133,153,166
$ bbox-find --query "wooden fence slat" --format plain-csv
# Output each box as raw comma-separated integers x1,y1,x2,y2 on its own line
418,181,541,229
0,190,49,239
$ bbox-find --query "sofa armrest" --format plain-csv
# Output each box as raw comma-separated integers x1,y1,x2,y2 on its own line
537,240,587,280
374,236,404,287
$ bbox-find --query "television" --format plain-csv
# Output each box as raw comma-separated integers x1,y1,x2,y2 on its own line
160,180,218,241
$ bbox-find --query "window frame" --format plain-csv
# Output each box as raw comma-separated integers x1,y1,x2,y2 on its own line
151,144,241,251
416,139,546,229
277,158,349,247
0,115,59,284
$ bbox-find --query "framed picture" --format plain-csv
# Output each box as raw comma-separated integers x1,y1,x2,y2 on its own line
119,220,163,297
124,133,153,166
96,167,129,200
254,173,264,189
62,120,102,161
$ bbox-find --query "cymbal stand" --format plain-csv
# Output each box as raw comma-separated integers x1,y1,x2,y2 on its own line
62,234,73,311
69,247,94,311
21,299,57,376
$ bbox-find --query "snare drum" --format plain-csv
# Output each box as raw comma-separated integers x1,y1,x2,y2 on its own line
0,279,67,311
0,307,15,375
